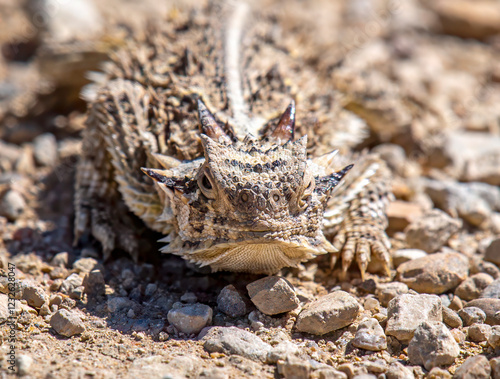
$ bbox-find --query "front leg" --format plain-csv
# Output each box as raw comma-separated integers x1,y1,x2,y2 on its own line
324,153,393,278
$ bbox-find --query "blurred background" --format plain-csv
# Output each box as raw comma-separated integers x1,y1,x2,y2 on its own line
0,0,499,251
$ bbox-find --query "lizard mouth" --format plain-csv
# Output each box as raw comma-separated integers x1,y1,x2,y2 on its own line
159,234,336,274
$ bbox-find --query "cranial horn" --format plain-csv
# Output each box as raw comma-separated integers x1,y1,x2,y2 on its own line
197,99,232,144
271,100,296,141
316,164,354,194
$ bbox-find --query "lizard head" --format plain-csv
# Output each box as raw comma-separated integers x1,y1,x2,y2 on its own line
142,99,352,274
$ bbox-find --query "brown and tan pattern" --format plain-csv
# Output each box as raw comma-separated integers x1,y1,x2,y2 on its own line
75,1,393,276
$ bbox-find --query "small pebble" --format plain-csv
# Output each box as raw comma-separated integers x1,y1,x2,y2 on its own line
295,291,360,335
408,321,459,370
167,303,212,334
458,307,487,326
488,325,500,349
202,326,271,362
467,323,492,342
217,285,249,318
16,354,33,376
466,298,500,325
22,282,48,309
33,133,57,166
50,309,85,337
454,273,494,301
0,190,26,221
376,282,409,307
485,238,500,265
180,292,198,303
352,318,387,351
442,307,462,329
277,355,310,379
396,251,469,294
247,276,299,315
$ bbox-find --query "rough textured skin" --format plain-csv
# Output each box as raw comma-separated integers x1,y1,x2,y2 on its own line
74,2,393,276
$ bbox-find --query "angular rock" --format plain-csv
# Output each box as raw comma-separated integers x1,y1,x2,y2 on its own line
266,341,300,364
107,297,135,313
82,269,105,297
295,291,360,335
386,294,442,342
490,357,500,379
167,303,212,335
385,362,415,379
455,273,494,301
467,323,492,342
22,283,48,309
387,201,424,232
466,298,500,325
404,209,461,253
452,355,491,379
458,307,486,326
202,326,272,362
408,321,459,370
217,285,250,318
352,318,387,351
247,276,299,315
397,251,468,294
277,355,310,379
50,309,85,337
60,273,84,295
485,238,500,265
376,282,409,307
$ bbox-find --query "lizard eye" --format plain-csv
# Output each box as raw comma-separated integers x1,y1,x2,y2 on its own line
198,170,215,198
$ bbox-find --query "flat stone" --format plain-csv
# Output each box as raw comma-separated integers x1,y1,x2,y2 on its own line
247,276,299,315
0,190,26,221
167,303,212,335
488,326,500,349
455,273,494,301
386,294,442,343
295,291,360,335
22,282,48,309
466,298,500,325
352,318,387,351
376,282,409,307
442,307,462,329
452,355,491,379
217,285,250,318
397,251,469,294
428,367,452,379
485,238,500,265
459,307,487,326
128,354,202,378
481,278,500,298
202,326,272,362
33,133,57,166
408,321,459,370
467,323,492,342
404,209,461,253
50,309,85,337
392,249,428,268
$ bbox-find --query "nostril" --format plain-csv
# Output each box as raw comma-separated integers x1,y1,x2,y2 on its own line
240,192,249,202
273,194,280,202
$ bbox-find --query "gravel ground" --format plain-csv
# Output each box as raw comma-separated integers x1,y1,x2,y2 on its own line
1,0,500,378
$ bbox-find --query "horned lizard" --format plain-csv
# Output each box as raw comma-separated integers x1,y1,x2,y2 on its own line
74,2,393,276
